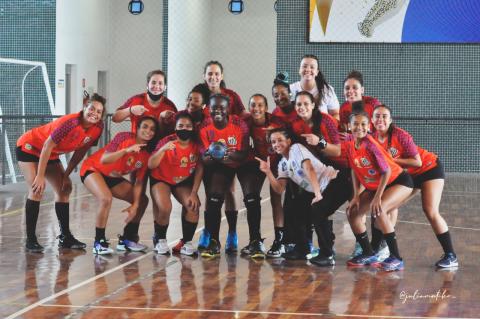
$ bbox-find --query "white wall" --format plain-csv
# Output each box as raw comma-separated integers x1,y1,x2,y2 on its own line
56,0,110,115
210,0,277,110
168,0,277,110
168,0,212,108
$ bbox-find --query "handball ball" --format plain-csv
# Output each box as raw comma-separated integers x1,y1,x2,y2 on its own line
208,142,227,160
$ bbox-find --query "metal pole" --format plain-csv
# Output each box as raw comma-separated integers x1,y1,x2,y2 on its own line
2,118,6,185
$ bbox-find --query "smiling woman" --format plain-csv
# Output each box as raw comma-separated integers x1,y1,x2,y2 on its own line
16,93,106,253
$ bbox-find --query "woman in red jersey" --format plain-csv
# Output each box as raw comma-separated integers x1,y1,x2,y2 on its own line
197,94,250,258
16,93,106,252
345,111,413,271
271,76,298,123
371,105,458,269
196,61,248,254
112,69,177,135
80,116,158,255
339,70,381,134
242,94,286,258
148,112,203,257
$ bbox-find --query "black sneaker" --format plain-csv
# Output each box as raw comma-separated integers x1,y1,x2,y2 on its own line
249,239,266,259
58,234,87,249
201,239,221,258
310,255,335,267
26,237,44,253
283,248,308,260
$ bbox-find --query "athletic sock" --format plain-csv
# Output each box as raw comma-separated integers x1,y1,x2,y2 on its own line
95,227,106,242
225,210,238,234
25,199,40,241
354,231,374,256
384,232,402,259
436,231,455,255
154,222,168,239
55,202,71,236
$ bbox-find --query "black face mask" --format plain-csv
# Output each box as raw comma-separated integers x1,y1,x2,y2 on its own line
176,129,194,141
147,90,163,101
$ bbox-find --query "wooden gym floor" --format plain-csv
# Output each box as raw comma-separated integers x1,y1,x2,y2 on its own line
0,174,479,319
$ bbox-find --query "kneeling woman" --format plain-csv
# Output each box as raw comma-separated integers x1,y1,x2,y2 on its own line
257,128,339,266
148,112,203,256
80,116,158,255
345,111,413,271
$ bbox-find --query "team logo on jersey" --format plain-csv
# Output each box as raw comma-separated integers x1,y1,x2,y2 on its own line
25,143,32,151
360,157,371,167
127,156,134,166
189,153,197,162
135,161,142,169
368,169,377,176
297,169,305,177
281,161,287,171
364,177,376,184
227,136,237,146
180,156,188,168
389,147,398,158
217,139,226,145
83,136,91,144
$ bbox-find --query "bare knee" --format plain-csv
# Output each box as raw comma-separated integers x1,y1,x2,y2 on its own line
98,195,113,209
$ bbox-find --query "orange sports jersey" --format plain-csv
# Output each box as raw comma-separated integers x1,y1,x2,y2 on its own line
272,106,298,123
346,134,403,191
150,134,200,185
80,132,150,181
198,115,249,167
17,112,103,160
372,126,438,177
339,96,381,131
117,93,177,132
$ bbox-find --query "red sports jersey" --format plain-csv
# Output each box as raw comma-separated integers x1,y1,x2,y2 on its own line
272,106,298,123
291,112,347,167
339,96,381,131
372,127,438,177
198,115,249,168
203,87,246,118
117,93,177,133
346,135,403,191
150,134,200,185
80,132,149,180
17,112,103,160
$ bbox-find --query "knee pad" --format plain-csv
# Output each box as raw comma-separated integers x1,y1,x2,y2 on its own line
243,193,261,211
207,194,224,212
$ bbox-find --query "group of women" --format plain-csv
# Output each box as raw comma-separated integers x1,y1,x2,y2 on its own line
17,55,458,271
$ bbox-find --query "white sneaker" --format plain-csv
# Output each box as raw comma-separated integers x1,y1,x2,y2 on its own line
180,241,197,256
93,239,114,255
154,239,170,255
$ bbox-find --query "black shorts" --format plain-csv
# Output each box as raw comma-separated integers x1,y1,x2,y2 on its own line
16,147,61,165
150,175,194,188
386,171,414,189
203,163,236,190
412,159,445,189
80,170,130,188
236,161,266,179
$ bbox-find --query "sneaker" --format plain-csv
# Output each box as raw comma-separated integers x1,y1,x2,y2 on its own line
310,255,335,267
435,253,458,269
154,238,170,255
26,237,44,253
347,254,381,267
93,239,114,255
381,256,404,271
350,242,363,258
374,240,390,262
284,243,296,253
172,239,185,254
201,239,221,258
267,240,285,258
197,229,210,251
283,248,308,260
249,239,266,259
58,234,86,249
180,241,198,256
240,243,252,256
225,231,238,254
116,235,147,252
307,248,321,260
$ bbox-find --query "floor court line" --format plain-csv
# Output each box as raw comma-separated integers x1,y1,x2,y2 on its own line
4,198,270,319
0,193,93,217
38,304,475,319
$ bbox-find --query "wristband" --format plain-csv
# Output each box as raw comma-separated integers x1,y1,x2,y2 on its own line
129,106,133,115
318,138,327,150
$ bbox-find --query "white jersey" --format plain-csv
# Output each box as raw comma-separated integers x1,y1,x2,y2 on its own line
277,143,338,193
290,81,340,114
